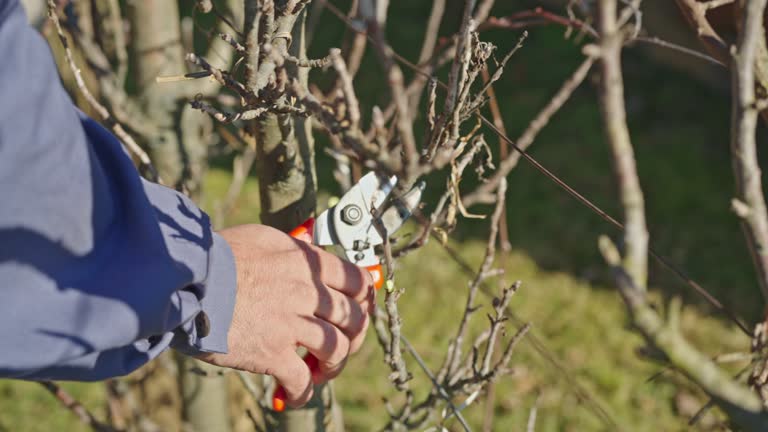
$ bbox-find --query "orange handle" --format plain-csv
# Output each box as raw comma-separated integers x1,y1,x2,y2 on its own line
289,217,315,242
365,263,384,290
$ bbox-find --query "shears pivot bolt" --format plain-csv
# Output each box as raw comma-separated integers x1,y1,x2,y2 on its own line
341,204,363,225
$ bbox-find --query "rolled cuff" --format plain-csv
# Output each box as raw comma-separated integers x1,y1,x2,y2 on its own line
172,232,237,356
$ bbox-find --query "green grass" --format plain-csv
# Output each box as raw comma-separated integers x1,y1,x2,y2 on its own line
200,167,746,431
202,166,745,432
0,381,106,432
0,162,747,431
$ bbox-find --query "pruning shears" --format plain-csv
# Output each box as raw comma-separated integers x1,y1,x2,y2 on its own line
272,172,425,412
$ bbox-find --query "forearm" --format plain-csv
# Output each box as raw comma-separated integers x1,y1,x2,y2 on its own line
0,0,236,380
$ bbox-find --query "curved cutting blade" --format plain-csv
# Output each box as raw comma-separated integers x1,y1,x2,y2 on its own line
312,172,425,266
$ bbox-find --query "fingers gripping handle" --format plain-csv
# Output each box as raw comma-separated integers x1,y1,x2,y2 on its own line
272,353,319,412
273,218,384,411
273,217,318,412
289,217,384,290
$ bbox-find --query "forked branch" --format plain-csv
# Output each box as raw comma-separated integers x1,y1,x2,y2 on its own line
596,0,768,429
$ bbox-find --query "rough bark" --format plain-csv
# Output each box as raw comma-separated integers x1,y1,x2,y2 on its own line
129,0,210,196
730,0,768,304
129,1,229,430
247,3,340,430
253,11,316,232
254,111,316,231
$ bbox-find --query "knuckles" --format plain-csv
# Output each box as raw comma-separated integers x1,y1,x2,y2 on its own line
349,314,370,354
327,333,351,366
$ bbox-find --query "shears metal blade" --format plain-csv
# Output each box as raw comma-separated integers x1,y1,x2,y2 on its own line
313,171,424,270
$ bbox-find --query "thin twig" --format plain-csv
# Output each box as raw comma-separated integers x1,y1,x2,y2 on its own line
323,0,752,337
367,18,418,174
40,381,113,432
444,178,508,378
190,97,268,123
632,36,725,67
729,0,768,303
47,0,159,182
463,55,595,207
479,7,597,37
397,322,472,432
526,397,539,432
480,66,510,252
481,7,723,68
436,239,620,429
408,0,447,112
473,31,528,106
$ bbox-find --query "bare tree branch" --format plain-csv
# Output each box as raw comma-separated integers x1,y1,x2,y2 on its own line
47,0,159,182
598,0,648,289
462,55,595,206
40,381,113,432
674,0,729,64
730,0,768,303
597,1,768,429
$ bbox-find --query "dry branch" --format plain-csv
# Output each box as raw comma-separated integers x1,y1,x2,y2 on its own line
366,20,418,175
443,178,509,379
462,55,595,207
598,0,648,290
40,381,113,432
597,0,768,429
47,0,158,182
674,0,729,64
730,0,768,304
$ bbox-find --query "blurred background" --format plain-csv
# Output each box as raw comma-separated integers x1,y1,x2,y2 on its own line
1,0,758,430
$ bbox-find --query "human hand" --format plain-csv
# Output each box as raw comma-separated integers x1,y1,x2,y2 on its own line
198,224,375,407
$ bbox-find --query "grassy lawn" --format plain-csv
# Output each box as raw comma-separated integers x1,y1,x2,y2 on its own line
202,166,746,431
1,0,764,430
204,152,729,429
1,158,745,431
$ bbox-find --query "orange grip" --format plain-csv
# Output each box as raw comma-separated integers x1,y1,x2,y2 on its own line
289,218,315,242
272,387,287,412
365,263,384,290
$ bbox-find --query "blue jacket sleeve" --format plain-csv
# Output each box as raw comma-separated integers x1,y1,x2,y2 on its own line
0,0,237,381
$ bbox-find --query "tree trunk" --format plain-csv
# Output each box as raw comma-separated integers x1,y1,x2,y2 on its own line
254,111,316,231
251,6,343,430
129,1,228,431
129,0,210,196
176,359,231,432
253,2,316,231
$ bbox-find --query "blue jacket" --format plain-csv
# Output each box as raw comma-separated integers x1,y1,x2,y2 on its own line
0,0,236,380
